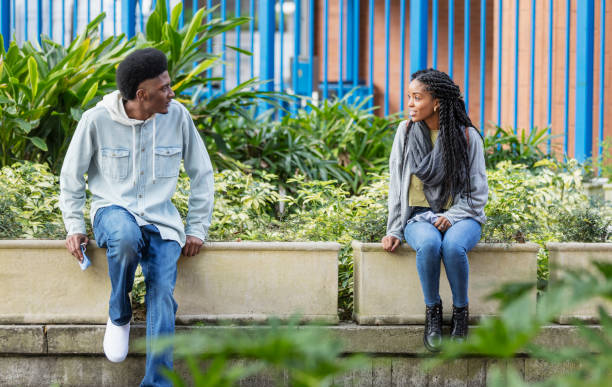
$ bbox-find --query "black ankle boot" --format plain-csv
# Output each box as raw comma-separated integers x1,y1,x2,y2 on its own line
423,303,443,352
450,304,469,341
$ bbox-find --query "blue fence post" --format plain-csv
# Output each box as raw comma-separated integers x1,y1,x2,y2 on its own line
259,0,275,110
37,0,42,44
122,0,136,38
410,0,428,76
575,0,594,162
0,0,10,50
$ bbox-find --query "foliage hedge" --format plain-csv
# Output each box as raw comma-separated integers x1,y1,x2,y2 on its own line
1,160,610,319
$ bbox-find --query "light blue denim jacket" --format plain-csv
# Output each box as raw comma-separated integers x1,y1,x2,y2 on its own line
59,91,214,247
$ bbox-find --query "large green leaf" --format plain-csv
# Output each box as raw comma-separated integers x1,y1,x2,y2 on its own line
81,82,99,108
27,57,39,99
146,12,163,42
29,136,48,151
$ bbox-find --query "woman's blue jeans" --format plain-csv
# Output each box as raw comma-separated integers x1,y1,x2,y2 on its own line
94,205,181,387
403,218,481,308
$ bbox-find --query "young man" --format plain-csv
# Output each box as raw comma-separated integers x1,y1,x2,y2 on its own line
59,48,214,386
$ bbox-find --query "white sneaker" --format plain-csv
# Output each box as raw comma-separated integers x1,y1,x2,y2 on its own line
103,317,130,363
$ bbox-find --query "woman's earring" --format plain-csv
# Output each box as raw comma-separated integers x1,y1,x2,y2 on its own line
434,105,438,112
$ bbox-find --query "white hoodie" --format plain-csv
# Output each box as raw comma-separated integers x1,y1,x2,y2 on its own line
59,90,214,246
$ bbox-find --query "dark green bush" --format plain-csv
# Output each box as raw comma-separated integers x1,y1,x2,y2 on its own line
555,203,611,243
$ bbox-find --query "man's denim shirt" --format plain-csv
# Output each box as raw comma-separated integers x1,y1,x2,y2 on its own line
59,91,214,247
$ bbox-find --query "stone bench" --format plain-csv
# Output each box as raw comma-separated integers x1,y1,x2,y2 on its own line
352,241,540,324
0,240,340,324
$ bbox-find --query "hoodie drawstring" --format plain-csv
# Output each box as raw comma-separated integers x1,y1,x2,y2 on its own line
152,117,156,183
132,125,137,186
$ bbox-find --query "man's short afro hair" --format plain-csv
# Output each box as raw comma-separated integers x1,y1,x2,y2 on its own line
116,48,168,100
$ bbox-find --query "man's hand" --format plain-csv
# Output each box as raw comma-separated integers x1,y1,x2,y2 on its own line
382,235,401,252
65,233,89,263
434,216,451,232
182,235,203,257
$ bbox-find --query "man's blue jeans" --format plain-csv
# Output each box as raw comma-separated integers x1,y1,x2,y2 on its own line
94,205,181,387
403,218,481,308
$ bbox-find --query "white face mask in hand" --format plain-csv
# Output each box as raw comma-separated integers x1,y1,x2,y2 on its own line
79,243,91,271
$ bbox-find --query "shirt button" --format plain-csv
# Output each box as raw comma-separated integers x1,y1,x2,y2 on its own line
141,148,145,152
140,171,144,175
138,194,143,198
140,212,144,216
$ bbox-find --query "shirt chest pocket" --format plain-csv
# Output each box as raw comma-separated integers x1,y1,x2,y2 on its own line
154,146,182,178
100,148,130,180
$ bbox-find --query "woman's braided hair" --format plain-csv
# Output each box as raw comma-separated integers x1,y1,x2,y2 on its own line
410,68,481,208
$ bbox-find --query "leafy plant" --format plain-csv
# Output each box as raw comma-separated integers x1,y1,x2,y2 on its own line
0,14,134,171
0,162,67,238
484,125,558,169
144,319,367,386
201,93,398,194
554,202,611,243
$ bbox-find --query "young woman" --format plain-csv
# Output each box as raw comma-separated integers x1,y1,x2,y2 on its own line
381,69,488,352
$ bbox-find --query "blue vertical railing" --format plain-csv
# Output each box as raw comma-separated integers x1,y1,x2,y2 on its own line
479,0,486,133
448,0,454,78
432,0,439,68
0,0,10,51
512,0,519,132
563,0,571,155
464,0,470,113
599,0,606,162
382,0,388,114
338,0,344,99
496,0,503,125
323,0,329,100
399,0,406,113
547,0,553,152
575,1,594,161
528,0,536,131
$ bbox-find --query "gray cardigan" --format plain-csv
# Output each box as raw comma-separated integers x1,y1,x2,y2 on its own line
386,120,488,240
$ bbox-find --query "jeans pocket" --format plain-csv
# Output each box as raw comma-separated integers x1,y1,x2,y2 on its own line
100,148,130,180
154,146,181,178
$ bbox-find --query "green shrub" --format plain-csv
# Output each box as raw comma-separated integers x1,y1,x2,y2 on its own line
555,203,611,243
483,159,588,244
0,162,66,238
201,94,399,194
483,125,558,169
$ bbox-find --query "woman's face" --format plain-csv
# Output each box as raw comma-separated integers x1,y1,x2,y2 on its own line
407,79,438,122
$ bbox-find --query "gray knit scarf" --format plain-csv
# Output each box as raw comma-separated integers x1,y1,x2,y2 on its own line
405,120,448,213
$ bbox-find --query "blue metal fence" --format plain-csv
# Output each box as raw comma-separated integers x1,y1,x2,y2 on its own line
0,0,608,163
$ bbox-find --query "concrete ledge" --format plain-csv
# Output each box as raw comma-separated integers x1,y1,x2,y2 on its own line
0,241,111,324
0,241,341,324
174,242,341,324
6,324,595,356
0,324,596,387
353,242,540,324
0,325,45,354
548,242,612,324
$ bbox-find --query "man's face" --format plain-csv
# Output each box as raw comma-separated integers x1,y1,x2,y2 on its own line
137,71,175,115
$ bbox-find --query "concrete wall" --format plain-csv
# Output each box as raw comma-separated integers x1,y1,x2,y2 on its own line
0,241,340,324
314,0,612,160
0,324,592,386
353,241,539,324
548,242,612,324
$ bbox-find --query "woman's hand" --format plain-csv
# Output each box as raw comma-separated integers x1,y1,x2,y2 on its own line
434,216,451,232
382,236,401,252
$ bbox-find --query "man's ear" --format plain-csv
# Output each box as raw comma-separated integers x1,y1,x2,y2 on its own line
136,88,146,101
